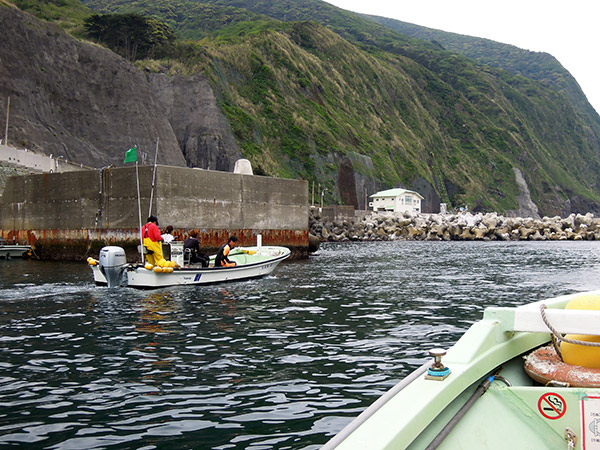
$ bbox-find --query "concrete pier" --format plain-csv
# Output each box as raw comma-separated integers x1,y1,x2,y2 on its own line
0,165,309,260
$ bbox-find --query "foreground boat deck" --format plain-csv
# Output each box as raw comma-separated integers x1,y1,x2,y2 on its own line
325,291,600,450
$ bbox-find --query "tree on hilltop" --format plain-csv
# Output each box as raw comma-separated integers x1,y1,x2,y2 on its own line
84,13,176,61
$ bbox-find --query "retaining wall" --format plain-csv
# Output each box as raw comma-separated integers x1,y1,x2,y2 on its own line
0,165,309,260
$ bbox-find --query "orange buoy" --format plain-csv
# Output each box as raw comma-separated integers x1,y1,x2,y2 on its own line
524,345,600,388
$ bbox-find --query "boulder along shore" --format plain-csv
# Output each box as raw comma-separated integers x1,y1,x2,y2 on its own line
310,209,600,242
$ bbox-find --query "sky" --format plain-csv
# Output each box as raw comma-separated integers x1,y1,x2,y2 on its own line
324,0,600,115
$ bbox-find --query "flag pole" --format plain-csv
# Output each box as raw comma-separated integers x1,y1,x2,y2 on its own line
135,155,144,265
148,137,159,217
124,145,144,264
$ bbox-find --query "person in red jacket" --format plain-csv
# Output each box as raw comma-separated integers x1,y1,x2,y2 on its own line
141,215,164,266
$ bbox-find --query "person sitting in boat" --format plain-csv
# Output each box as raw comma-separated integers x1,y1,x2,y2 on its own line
184,230,209,267
141,215,165,267
215,236,238,267
161,225,175,244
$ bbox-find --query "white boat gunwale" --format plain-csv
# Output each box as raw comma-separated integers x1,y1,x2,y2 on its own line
132,247,291,272
486,296,600,336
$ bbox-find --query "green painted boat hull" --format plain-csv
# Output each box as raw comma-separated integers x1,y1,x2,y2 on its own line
325,291,600,449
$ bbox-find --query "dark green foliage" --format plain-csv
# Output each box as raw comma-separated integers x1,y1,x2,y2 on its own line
78,0,275,40
366,15,600,119
13,0,91,33
84,13,176,60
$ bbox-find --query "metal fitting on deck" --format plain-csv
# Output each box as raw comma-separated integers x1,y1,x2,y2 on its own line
425,348,451,381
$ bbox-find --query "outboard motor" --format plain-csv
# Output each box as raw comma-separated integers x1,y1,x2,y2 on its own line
98,246,128,288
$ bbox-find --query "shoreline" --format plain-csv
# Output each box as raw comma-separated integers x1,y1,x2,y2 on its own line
310,210,600,242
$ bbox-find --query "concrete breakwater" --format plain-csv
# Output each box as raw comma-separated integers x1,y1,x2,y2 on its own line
310,209,600,241
0,166,309,260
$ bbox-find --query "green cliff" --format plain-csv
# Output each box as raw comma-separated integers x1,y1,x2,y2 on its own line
8,0,600,216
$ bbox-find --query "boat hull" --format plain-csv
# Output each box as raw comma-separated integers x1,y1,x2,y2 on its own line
91,246,290,288
0,244,32,259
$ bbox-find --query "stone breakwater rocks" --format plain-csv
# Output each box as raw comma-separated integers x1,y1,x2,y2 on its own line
309,210,600,242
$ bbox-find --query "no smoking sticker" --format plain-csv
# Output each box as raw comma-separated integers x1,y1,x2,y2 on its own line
538,392,566,420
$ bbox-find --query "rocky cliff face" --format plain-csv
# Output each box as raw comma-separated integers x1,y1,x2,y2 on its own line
506,168,540,219
0,5,240,170
147,72,242,171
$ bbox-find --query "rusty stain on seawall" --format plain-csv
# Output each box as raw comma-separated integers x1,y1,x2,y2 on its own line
1,228,308,262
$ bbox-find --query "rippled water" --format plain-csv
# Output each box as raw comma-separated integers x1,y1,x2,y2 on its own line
2,241,600,449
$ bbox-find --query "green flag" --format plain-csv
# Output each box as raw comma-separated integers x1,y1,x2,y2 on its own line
124,146,137,163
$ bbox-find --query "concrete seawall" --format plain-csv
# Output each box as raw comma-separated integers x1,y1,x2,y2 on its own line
0,165,309,260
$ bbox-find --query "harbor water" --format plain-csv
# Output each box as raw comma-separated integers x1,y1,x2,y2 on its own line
1,241,600,449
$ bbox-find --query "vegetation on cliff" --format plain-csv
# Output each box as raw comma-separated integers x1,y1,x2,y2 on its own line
364,15,600,119
11,0,90,33
84,13,176,60
9,0,600,216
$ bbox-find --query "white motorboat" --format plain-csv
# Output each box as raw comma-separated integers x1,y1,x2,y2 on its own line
89,241,290,288
0,239,32,259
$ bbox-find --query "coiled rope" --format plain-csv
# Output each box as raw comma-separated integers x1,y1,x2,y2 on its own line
540,304,600,349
